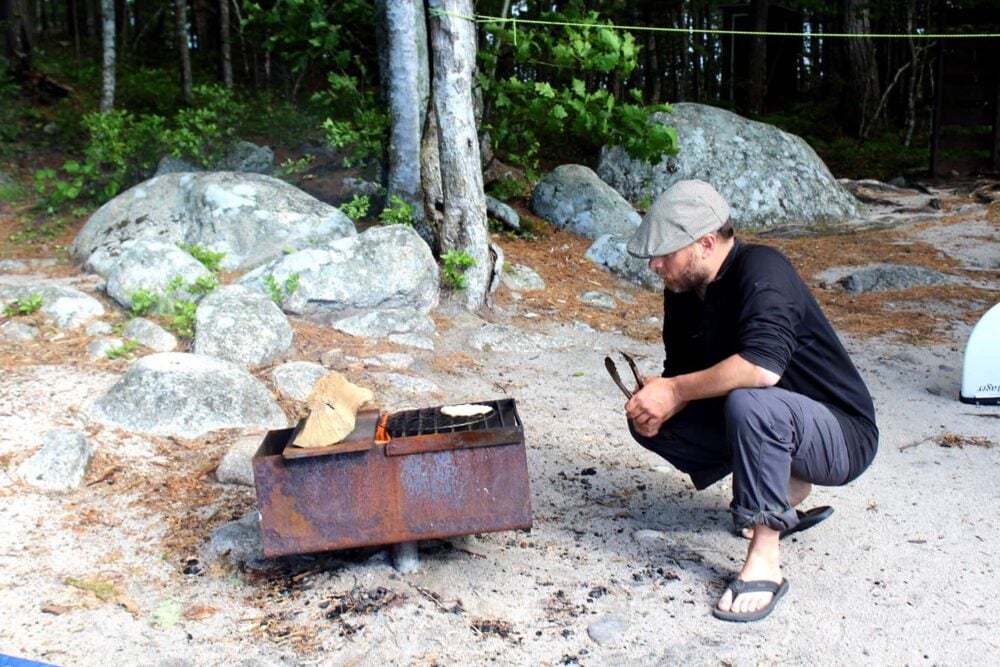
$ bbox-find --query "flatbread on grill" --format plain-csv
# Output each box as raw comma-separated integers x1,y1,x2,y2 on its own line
440,404,493,418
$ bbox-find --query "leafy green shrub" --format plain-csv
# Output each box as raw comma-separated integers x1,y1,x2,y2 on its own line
479,10,678,169
380,195,414,226
486,175,528,202
4,294,44,317
263,272,300,304
274,155,315,181
178,244,226,273
339,194,371,221
441,250,476,290
166,301,198,338
129,289,159,316
105,339,139,360
161,85,247,167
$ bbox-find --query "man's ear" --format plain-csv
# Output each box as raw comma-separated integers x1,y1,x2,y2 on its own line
698,233,716,256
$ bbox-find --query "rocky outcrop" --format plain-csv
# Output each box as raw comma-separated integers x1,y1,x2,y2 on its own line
597,103,861,230
72,172,355,275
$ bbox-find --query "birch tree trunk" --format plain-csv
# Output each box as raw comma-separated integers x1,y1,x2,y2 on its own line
175,0,192,104
384,0,425,227
99,0,114,111
427,0,491,311
219,0,232,88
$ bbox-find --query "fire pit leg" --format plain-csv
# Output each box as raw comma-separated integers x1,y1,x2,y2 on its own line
391,541,420,573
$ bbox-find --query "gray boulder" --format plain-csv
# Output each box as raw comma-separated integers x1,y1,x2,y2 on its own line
223,141,274,174
92,352,288,438
531,164,641,239
104,239,212,312
121,317,177,352
271,361,328,402
215,435,261,486
2,320,38,340
839,264,952,294
86,321,114,336
194,285,293,369
201,511,267,569
17,429,96,491
486,195,520,231
584,235,662,290
0,259,28,273
597,103,862,230
239,225,439,339
72,172,356,275
0,284,105,329
154,156,201,177
502,263,545,292
87,337,124,361
578,291,617,310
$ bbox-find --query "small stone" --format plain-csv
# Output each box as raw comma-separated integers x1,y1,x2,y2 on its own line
215,435,260,486
320,348,349,370
632,529,667,546
578,291,617,310
502,263,546,292
587,617,628,644
87,337,124,360
122,317,177,352
17,429,96,491
86,321,114,336
2,320,38,341
0,259,28,273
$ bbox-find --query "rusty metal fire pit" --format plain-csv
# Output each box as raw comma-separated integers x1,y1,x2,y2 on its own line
252,398,532,558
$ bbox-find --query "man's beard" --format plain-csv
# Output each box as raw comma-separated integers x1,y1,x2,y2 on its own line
662,254,711,294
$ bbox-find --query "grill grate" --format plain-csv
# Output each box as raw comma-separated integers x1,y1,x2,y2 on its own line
385,400,512,437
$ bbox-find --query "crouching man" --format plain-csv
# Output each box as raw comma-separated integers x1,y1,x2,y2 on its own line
623,180,878,622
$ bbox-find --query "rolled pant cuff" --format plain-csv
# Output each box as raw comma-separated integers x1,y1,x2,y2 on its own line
731,503,799,531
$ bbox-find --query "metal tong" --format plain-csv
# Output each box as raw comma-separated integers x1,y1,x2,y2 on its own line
604,352,645,399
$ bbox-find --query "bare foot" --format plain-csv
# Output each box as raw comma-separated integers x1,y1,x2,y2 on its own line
718,525,783,615
740,477,812,539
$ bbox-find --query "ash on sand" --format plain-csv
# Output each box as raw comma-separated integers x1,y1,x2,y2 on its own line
1,183,999,665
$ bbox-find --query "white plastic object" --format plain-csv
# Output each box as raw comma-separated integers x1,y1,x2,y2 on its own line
960,302,1000,405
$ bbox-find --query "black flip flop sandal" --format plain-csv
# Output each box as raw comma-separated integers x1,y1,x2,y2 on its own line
712,578,789,622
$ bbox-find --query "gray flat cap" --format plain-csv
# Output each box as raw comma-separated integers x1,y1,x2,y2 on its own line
627,180,730,258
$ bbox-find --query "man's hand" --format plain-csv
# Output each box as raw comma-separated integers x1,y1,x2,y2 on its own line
626,376,688,437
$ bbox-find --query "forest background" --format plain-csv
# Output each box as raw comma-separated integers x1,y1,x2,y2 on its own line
1,0,998,257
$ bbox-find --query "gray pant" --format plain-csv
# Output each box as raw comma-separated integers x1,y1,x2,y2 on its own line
629,387,850,531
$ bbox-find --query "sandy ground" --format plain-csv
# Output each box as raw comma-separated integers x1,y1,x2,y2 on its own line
1,184,999,666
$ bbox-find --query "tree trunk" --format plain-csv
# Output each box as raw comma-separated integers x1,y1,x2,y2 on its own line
383,0,426,230
2,0,36,78
219,0,232,88
840,0,880,137
427,0,492,311
175,0,192,104
748,0,769,115
99,0,115,112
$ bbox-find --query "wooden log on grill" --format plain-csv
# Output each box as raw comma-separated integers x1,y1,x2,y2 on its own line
292,372,375,448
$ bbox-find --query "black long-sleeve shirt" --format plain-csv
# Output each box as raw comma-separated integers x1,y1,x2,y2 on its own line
662,239,878,481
